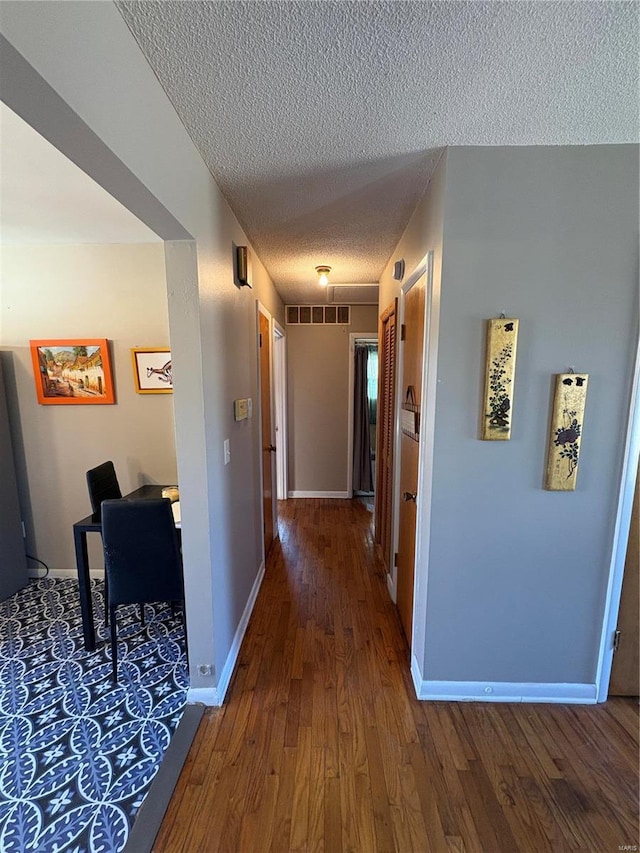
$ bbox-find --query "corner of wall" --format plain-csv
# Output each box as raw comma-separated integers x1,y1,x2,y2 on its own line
410,655,597,705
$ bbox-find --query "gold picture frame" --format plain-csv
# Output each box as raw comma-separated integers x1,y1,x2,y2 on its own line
131,348,172,394
545,373,588,491
482,318,519,440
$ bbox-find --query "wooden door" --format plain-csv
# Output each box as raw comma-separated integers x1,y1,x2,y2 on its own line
259,310,274,559
374,300,397,571
396,275,426,647
609,466,639,695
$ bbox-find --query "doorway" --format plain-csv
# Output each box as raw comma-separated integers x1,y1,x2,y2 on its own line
395,273,426,646
348,334,378,502
258,303,277,561
273,322,288,501
375,300,398,577
392,253,436,658
608,465,639,696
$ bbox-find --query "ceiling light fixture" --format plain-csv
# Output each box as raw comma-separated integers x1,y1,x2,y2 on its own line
315,265,331,287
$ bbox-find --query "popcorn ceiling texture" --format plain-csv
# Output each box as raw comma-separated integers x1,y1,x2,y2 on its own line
118,1,639,304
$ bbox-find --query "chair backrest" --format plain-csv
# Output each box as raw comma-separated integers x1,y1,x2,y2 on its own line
102,498,184,608
86,460,122,518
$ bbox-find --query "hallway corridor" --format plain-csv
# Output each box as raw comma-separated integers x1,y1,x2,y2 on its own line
155,499,638,852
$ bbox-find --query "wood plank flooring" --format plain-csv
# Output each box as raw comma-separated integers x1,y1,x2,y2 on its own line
154,499,639,852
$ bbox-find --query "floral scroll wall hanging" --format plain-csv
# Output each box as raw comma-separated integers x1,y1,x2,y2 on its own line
545,373,588,491
482,318,519,440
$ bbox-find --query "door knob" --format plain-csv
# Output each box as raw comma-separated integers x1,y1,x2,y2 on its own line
265,445,277,452
403,491,417,503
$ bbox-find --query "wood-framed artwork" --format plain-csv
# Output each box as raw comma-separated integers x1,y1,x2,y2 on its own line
545,373,588,491
29,339,115,405
482,318,519,440
131,348,172,394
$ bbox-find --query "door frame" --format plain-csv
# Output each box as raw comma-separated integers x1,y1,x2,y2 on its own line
347,332,378,499
390,253,438,675
596,328,640,700
273,320,288,501
256,301,277,562
375,299,398,585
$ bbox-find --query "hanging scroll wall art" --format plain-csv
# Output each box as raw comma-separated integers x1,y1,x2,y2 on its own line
482,317,519,440
545,372,588,491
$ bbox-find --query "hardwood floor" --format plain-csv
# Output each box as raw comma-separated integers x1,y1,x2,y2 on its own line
155,499,639,852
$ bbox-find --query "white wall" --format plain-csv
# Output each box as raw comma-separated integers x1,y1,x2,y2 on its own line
0,242,176,571
0,3,284,701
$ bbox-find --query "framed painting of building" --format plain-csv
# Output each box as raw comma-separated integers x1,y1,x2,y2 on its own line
30,339,115,405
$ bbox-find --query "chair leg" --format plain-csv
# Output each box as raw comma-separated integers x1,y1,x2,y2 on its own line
104,573,109,628
110,607,118,683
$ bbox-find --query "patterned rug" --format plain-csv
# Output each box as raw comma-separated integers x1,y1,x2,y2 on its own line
0,577,188,852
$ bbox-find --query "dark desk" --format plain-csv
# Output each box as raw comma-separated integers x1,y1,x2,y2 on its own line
73,484,168,651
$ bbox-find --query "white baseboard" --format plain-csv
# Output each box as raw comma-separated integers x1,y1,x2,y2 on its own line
187,560,266,707
186,687,221,705
39,568,104,579
386,572,396,602
410,655,597,704
287,490,349,498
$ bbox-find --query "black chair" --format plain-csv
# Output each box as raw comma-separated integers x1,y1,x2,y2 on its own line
86,460,122,518
101,498,186,683
86,461,122,627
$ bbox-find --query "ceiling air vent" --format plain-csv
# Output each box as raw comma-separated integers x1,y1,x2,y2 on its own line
327,284,378,305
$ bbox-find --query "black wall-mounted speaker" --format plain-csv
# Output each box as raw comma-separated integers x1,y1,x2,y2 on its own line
235,245,253,288
393,259,405,281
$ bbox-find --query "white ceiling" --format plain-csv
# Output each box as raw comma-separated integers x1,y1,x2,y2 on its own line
117,0,639,303
0,103,161,246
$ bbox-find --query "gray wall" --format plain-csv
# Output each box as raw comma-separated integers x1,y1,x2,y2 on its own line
379,150,447,314
287,305,378,494
0,3,284,697
0,243,176,572
378,151,447,609
423,145,639,684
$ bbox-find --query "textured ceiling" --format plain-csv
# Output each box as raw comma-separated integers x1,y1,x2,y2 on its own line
118,1,639,304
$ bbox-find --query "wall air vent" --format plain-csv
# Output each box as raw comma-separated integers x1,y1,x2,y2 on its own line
286,305,350,325
326,284,378,305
